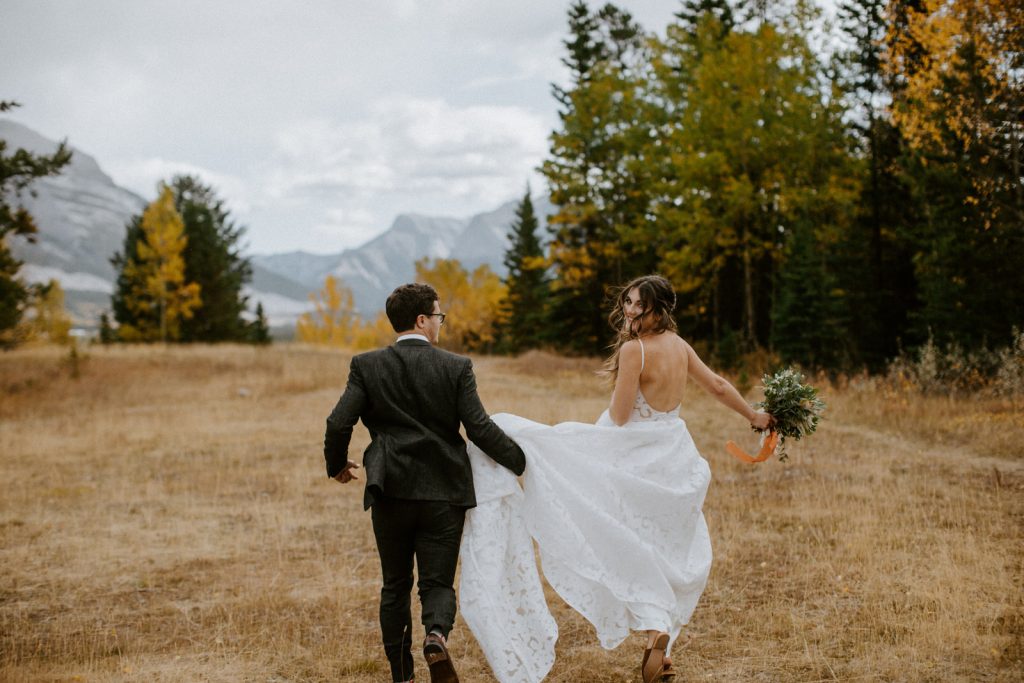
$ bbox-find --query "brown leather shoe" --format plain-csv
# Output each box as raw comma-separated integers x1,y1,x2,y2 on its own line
423,633,459,683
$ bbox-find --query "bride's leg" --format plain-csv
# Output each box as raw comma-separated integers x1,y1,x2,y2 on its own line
642,630,658,670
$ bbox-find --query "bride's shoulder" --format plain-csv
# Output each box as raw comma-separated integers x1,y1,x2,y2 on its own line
672,334,695,354
618,338,643,364
620,338,642,354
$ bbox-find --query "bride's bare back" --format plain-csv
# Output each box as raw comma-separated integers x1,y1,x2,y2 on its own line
608,331,687,424
609,331,765,427
637,332,689,411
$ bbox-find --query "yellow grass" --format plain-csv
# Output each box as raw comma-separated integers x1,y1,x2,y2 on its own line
1,344,1021,682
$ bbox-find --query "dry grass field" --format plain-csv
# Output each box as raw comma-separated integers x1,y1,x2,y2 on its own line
1,343,1022,682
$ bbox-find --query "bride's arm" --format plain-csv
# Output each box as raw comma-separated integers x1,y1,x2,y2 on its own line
684,341,771,429
608,340,643,426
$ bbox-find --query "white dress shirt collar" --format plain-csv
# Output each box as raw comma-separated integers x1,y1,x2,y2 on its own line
396,333,430,343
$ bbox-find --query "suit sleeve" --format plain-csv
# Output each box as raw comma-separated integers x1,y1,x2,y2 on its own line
456,358,526,475
324,356,368,478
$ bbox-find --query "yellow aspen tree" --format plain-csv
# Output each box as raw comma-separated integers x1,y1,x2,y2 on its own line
295,275,357,346
468,263,508,351
885,0,1024,224
120,185,201,342
415,258,506,352
415,257,471,352
352,310,395,350
32,279,71,344
887,0,1020,151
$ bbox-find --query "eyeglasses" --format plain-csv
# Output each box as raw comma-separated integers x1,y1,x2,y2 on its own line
428,313,446,325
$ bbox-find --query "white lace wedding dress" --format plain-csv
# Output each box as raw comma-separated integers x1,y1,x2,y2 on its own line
460,351,713,683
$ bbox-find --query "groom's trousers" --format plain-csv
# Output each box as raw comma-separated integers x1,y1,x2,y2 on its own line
371,496,466,682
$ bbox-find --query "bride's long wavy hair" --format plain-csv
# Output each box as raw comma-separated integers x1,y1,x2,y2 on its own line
601,274,678,383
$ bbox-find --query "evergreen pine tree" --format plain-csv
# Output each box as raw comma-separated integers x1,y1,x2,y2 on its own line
675,0,735,40
0,101,72,345
110,215,149,336
834,0,919,368
250,302,271,345
543,1,653,354
501,189,549,352
171,175,252,342
98,312,116,344
0,241,28,345
557,0,605,96
772,223,849,368
111,176,252,343
884,0,1024,349
651,5,859,355
113,185,201,342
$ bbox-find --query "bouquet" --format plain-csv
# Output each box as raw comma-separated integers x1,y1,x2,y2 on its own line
726,367,827,462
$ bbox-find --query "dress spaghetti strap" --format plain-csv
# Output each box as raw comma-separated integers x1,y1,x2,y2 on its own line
638,338,645,374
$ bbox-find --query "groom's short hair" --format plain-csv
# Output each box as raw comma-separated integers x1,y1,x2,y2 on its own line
386,283,439,333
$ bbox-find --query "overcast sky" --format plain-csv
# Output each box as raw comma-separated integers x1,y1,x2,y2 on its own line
1,0,690,255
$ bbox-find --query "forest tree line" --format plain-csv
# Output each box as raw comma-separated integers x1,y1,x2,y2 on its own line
525,0,1023,369
0,103,270,348
304,0,1022,373
106,176,269,345
3,0,1021,375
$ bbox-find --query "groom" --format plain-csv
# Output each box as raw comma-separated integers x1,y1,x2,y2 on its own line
324,282,526,683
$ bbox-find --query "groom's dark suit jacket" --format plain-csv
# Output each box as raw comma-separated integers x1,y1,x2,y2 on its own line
324,338,525,510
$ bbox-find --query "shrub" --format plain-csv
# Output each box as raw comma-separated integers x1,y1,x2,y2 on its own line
885,330,1023,397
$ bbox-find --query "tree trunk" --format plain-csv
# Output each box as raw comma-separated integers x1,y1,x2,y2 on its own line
712,266,720,350
869,110,883,282
159,293,166,344
1012,112,1023,226
743,226,756,350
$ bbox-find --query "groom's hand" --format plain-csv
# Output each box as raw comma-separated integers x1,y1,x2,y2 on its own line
333,460,360,484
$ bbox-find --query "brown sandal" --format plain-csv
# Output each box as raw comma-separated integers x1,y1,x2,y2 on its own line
642,632,675,682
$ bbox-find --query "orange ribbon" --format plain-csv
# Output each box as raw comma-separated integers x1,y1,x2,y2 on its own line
725,430,779,463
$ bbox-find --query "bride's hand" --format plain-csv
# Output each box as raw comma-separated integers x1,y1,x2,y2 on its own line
749,411,773,431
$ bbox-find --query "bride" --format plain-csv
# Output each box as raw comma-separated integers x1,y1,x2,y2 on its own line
460,274,773,683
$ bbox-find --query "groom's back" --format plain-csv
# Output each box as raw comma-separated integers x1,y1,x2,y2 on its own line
352,340,477,508
356,341,466,439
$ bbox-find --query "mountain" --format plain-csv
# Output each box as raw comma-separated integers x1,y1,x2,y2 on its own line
248,250,345,290
0,120,319,327
453,195,554,273
327,214,466,315
253,197,554,317
1,119,146,323
3,120,555,328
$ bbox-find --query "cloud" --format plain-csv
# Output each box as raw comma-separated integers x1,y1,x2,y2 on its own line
105,157,252,214
312,207,382,245
463,35,566,90
263,97,549,248
101,96,551,255
1,0,683,255
384,0,419,21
